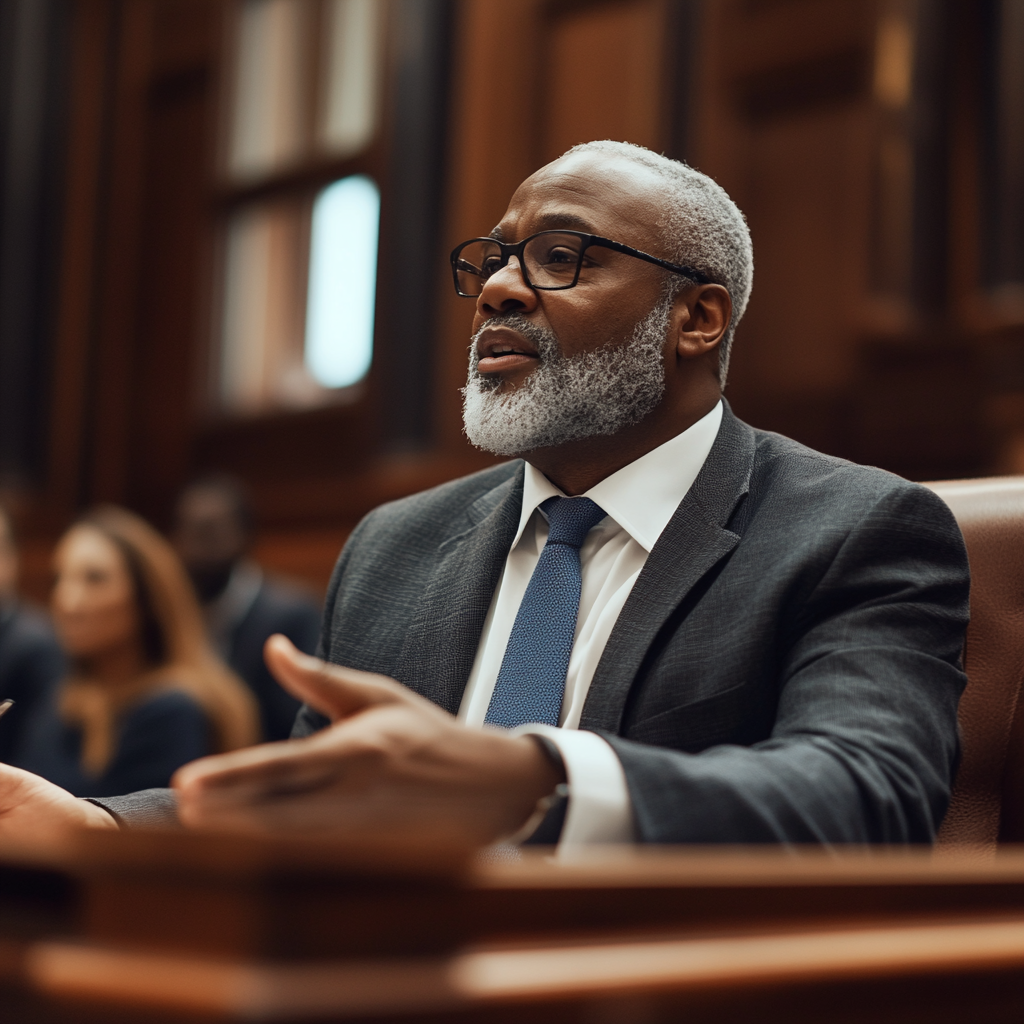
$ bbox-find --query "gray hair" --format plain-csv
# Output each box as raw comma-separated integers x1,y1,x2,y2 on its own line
561,140,753,385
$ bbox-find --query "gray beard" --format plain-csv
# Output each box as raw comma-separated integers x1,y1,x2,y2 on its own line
461,298,671,457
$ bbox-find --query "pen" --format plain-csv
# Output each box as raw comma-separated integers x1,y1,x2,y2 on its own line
0,699,13,720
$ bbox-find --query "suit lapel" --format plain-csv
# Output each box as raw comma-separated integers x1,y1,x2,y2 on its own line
392,464,525,714
580,407,756,733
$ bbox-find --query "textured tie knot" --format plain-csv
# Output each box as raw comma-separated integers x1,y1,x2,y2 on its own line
541,496,606,549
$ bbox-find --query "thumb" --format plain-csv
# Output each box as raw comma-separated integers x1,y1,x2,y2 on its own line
262,634,408,722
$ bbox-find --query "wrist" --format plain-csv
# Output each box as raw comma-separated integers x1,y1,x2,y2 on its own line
502,782,569,845
520,731,566,797
496,734,566,837
78,799,120,830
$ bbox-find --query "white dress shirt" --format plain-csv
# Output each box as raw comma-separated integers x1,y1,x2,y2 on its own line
458,401,724,853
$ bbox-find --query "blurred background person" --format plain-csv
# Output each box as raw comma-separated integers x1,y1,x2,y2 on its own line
0,505,65,765
172,476,321,741
16,506,258,796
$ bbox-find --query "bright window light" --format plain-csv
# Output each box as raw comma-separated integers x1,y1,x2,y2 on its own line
304,174,380,389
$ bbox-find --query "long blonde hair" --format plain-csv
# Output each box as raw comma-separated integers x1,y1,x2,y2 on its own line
59,505,259,775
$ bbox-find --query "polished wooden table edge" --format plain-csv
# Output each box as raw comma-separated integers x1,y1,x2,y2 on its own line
4,830,1024,885
0,826,477,880
19,913,1024,1018
471,845,1024,887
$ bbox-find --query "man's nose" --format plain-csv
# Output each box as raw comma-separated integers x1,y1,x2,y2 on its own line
476,256,539,316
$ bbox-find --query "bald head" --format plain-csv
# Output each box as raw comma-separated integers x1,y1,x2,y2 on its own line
518,148,669,213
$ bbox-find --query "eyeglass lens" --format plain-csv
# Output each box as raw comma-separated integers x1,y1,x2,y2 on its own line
455,233,586,296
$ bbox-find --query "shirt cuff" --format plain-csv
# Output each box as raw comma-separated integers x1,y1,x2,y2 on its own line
512,724,634,854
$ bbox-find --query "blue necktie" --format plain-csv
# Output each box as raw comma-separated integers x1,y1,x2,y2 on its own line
485,496,607,728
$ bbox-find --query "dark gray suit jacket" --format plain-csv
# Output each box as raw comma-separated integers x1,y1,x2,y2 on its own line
291,405,969,844
98,407,969,843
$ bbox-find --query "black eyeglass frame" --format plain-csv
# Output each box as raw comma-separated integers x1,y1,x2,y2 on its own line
449,229,712,298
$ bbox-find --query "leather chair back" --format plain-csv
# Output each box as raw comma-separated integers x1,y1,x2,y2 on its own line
925,477,1024,847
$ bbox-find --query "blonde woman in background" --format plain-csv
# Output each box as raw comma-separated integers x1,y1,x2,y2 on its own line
15,506,258,797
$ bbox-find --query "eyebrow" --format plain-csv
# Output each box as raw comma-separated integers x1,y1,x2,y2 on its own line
488,211,600,242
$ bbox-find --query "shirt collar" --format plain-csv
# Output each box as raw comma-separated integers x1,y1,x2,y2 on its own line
515,400,724,552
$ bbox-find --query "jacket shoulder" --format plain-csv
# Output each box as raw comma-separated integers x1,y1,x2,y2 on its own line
314,460,522,675
321,460,522,611
744,425,963,537
750,424,938,497
353,460,522,539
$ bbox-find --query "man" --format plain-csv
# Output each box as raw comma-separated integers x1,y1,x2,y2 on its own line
172,476,322,741
0,505,65,765
0,142,969,848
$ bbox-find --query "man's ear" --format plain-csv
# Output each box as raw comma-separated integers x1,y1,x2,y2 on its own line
673,283,732,361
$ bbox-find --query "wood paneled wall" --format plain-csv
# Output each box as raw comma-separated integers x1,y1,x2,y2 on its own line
8,0,1024,601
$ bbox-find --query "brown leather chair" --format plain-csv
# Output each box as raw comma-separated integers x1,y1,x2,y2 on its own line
924,477,1024,847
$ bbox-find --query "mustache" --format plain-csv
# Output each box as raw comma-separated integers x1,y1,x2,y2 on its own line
469,314,561,369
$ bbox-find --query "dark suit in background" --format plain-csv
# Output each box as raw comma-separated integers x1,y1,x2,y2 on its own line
171,477,323,743
205,563,321,741
227,579,322,742
0,603,64,765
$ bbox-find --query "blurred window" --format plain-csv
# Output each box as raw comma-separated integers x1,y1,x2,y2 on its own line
215,0,384,416
305,175,380,389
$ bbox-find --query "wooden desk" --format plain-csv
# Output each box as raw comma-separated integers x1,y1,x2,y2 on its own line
3,831,1024,1023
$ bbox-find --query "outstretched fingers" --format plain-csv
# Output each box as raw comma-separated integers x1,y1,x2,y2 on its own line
174,729,349,801
262,634,413,721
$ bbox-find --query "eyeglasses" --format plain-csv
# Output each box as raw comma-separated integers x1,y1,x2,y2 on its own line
450,229,711,298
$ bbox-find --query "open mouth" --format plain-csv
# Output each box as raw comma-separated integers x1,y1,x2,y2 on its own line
475,327,541,375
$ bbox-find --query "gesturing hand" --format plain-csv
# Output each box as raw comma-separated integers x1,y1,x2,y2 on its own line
172,635,564,845
0,763,118,841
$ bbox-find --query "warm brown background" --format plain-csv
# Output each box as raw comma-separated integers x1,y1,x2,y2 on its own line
2,0,1023,601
